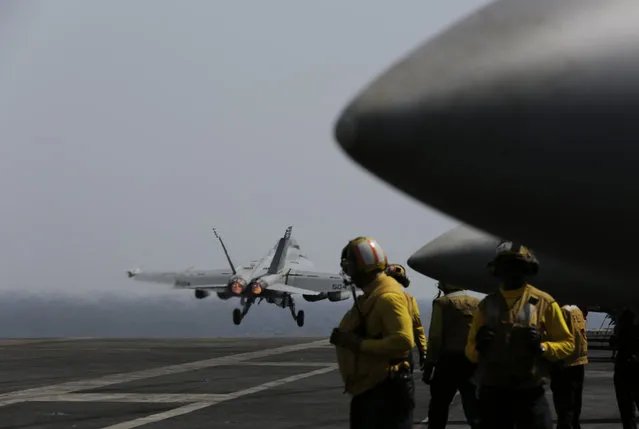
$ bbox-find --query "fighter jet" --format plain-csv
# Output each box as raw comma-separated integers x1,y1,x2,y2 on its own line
406,224,634,320
333,0,639,283
126,226,349,327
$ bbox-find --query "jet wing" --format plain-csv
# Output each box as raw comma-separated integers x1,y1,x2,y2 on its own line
282,270,347,294
126,268,233,290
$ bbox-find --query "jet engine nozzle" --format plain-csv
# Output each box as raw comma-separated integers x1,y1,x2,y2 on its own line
230,281,244,295
227,277,247,296
251,280,265,295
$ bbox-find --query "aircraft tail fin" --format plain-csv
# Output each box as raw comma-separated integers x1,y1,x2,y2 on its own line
212,228,237,275
267,226,293,274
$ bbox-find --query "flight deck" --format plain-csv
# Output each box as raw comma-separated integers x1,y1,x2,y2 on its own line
0,338,626,428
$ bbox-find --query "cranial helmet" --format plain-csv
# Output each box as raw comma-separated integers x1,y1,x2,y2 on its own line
340,236,388,277
437,281,463,293
487,240,539,276
386,263,410,287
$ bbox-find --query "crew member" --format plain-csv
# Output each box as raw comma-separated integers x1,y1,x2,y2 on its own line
423,281,481,429
613,308,639,429
550,305,588,429
466,241,575,429
611,319,620,360
330,237,416,429
386,263,428,368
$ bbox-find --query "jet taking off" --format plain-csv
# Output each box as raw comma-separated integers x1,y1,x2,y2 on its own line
406,224,635,319
333,0,639,282
126,226,349,327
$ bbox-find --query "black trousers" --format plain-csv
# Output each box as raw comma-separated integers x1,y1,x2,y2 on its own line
350,377,415,429
614,360,639,429
550,364,585,429
479,385,552,429
427,354,480,429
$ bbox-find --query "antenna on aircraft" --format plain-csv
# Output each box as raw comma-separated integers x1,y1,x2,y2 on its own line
212,227,237,275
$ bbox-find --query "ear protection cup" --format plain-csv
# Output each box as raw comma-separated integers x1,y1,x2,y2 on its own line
487,261,496,276
397,276,410,287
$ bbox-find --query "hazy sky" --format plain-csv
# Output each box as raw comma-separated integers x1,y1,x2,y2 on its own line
1,0,491,299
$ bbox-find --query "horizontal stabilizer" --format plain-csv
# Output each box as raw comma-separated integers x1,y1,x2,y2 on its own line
284,270,346,293
266,284,323,295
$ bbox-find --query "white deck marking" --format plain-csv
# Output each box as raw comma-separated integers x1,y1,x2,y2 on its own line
238,361,335,367
100,402,216,429
99,365,338,429
225,365,337,399
0,339,329,407
35,393,231,403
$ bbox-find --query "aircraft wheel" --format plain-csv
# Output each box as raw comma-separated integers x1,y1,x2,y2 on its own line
233,308,242,325
296,310,305,327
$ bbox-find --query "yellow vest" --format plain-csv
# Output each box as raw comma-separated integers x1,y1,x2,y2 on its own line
476,285,554,389
405,292,427,356
561,305,588,366
335,274,414,396
437,292,480,356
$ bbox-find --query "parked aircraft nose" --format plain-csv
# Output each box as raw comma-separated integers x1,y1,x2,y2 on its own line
335,0,639,276
335,0,639,168
407,225,499,293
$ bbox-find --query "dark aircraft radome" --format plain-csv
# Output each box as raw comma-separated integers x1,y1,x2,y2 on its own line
334,0,639,283
407,224,635,315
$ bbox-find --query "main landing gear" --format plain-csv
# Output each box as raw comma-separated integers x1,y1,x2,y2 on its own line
233,296,254,326
232,294,304,327
280,294,304,327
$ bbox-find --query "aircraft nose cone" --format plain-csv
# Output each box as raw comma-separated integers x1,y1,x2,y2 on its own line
334,0,639,210
407,225,499,281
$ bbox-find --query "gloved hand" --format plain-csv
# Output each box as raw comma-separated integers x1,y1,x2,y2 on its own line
330,328,362,352
475,325,496,354
523,326,543,355
421,363,434,385
419,354,426,370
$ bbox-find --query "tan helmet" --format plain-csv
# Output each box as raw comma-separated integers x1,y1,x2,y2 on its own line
385,263,410,287
437,281,462,293
487,240,539,276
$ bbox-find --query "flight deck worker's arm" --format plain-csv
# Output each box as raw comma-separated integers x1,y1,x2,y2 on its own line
359,294,414,356
425,301,444,363
562,309,573,334
541,301,575,361
465,308,486,364
411,296,428,356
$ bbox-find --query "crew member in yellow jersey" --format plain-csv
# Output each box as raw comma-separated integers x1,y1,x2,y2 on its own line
330,237,415,429
550,304,588,429
424,281,481,429
466,241,575,429
385,263,428,368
